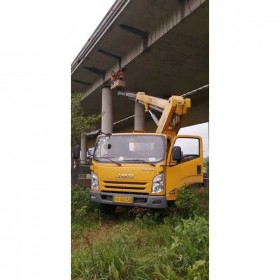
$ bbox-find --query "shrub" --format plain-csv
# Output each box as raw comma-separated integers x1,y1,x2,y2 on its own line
169,216,209,276
71,185,98,226
174,186,199,218
186,260,208,280
132,208,161,227
194,187,209,219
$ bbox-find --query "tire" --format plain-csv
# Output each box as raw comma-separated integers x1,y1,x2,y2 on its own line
100,204,117,214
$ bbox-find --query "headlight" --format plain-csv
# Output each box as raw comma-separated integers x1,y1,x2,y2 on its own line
152,173,164,193
91,171,99,190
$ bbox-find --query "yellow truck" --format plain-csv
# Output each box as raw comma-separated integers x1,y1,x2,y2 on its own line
74,92,203,213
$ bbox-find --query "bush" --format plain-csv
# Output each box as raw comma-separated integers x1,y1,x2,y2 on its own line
169,216,209,277
71,185,98,226
130,208,162,227
174,186,199,218
194,187,209,219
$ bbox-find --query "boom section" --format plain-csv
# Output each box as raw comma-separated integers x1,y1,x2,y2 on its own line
135,92,191,139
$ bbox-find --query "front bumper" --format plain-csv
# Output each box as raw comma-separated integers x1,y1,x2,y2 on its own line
89,192,168,209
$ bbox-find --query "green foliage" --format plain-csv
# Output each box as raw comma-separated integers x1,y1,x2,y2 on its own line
130,208,162,227
71,184,209,279
203,157,209,174
174,186,199,218
153,264,179,280
169,216,209,278
186,260,208,280
71,215,209,280
195,187,209,218
71,92,101,146
71,185,99,228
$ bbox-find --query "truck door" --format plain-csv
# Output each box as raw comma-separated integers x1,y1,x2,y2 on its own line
165,136,203,200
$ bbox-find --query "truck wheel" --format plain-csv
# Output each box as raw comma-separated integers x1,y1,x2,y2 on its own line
100,204,117,214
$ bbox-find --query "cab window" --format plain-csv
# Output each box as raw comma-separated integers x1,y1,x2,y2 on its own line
173,137,200,162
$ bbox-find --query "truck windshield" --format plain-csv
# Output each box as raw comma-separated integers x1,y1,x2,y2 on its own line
93,135,165,163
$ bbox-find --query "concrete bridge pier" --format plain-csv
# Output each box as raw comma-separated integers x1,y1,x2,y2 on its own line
80,133,87,164
134,101,145,131
101,86,113,134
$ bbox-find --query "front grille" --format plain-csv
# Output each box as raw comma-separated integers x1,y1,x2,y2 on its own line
105,186,145,190
101,190,149,195
104,181,146,186
102,180,149,193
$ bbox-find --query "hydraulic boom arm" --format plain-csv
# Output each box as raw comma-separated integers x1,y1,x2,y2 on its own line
119,91,191,139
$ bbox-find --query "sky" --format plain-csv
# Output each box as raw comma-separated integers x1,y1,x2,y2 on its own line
1,1,280,279
70,0,116,60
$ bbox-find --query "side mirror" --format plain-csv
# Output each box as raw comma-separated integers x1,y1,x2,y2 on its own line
172,146,182,162
72,145,80,159
87,148,94,158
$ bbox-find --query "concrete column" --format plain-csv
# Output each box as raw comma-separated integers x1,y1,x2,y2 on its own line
80,134,87,164
134,101,145,131
101,87,113,134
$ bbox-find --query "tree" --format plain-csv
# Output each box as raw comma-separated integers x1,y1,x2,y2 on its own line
71,93,101,147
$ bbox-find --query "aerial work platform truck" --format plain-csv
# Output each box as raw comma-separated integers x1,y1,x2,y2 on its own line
73,92,204,213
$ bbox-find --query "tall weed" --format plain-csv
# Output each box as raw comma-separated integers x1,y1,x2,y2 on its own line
169,216,209,276
71,184,209,279
72,215,208,279
71,185,100,235
173,186,199,218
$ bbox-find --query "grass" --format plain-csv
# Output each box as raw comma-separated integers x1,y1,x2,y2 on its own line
71,185,209,280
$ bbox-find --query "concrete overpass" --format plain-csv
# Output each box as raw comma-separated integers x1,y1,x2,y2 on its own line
71,0,209,137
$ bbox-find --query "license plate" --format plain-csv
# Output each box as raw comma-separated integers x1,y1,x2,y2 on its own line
114,196,132,203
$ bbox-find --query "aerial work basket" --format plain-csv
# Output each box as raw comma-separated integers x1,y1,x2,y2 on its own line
111,67,125,89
